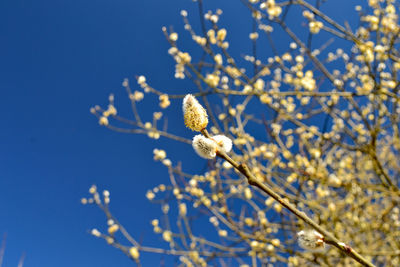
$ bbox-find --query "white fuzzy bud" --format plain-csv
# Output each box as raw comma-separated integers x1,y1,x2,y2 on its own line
212,135,232,153
183,94,208,131
297,230,325,251
192,135,217,159
91,228,101,237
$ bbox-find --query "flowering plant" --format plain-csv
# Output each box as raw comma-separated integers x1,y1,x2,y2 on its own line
86,1,400,266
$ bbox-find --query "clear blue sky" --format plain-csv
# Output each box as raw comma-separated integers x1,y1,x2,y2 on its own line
0,0,360,266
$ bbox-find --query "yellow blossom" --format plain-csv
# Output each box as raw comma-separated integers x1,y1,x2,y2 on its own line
183,94,208,131
91,228,101,237
129,247,140,259
216,28,227,42
244,187,252,199
309,21,323,34
108,224,119,235
137,75,146,84
179,203,187,216
99,116,109,126
205,73,220,87
159,94,170,109
249,32,259,40
162,230,172,242
153,149,167,161
218,229,227,237
169,32,178,41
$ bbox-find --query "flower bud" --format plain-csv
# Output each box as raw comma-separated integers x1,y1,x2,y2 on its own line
297,230,325,251
108,224,119,235
183,94,208,131
179,203,187,216
192,135,217,159
212,135,232,153
91,228,101,237
129,247,140,259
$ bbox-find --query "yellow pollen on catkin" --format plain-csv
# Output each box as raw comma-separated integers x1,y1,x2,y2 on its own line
183,94,208,131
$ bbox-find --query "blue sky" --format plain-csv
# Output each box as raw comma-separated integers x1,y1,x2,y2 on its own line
0,0,360,266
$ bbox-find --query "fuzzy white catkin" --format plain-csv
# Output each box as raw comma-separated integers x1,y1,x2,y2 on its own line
297,230,325,251
192,135,217,159
212,135,232,153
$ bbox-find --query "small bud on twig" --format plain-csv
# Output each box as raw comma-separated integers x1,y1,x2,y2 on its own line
129,247,140,259
297,230,325,251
